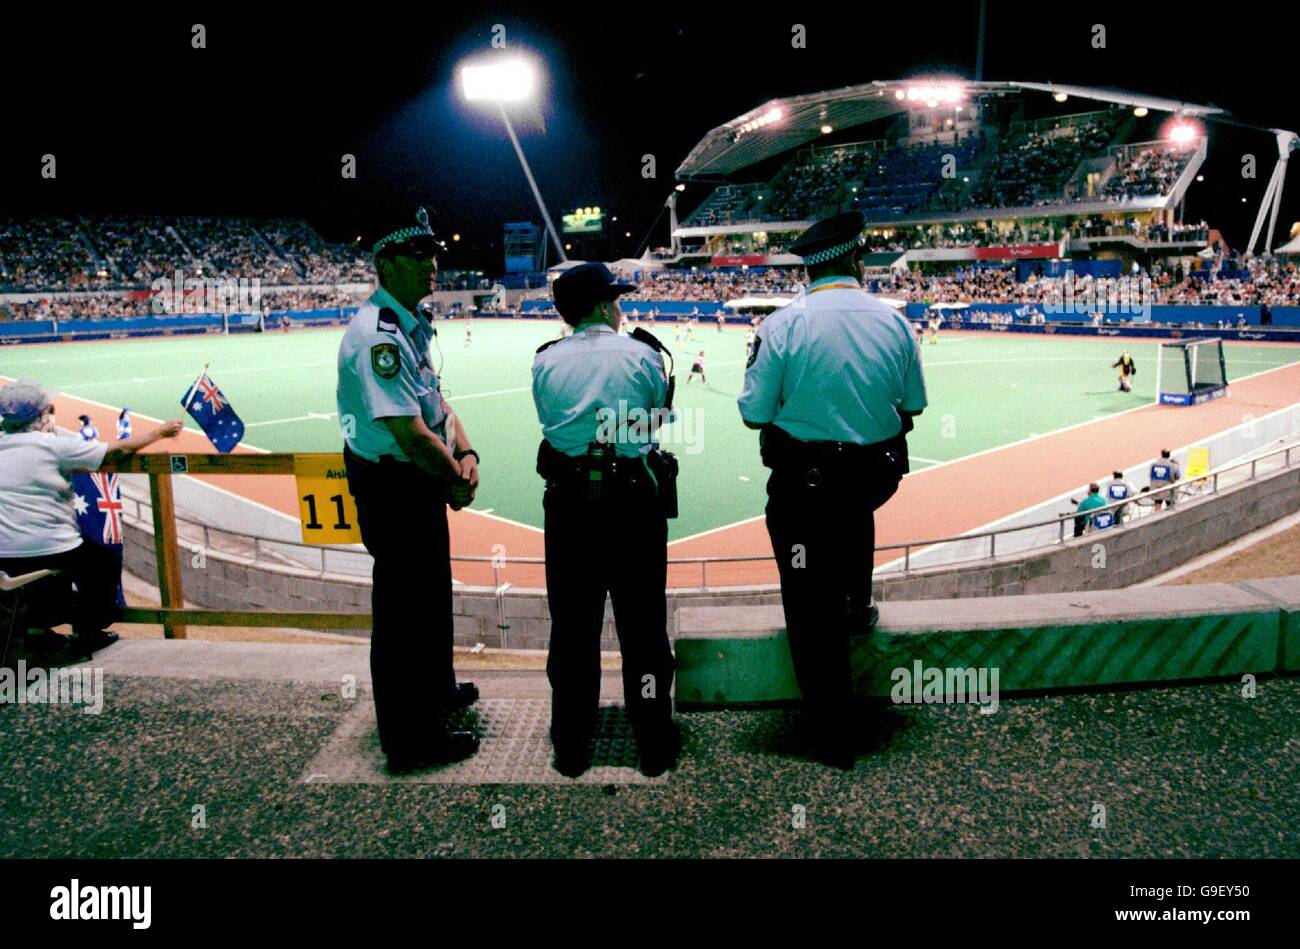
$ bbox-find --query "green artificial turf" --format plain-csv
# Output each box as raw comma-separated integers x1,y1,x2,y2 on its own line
4,322,1297,540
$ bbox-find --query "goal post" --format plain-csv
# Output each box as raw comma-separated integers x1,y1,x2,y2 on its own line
1156,338,1229,405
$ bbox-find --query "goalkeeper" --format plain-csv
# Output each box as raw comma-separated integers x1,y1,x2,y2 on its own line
1112,350,1137,392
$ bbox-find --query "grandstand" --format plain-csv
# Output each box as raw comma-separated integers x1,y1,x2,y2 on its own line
669,80,1214,272
0,215,370,294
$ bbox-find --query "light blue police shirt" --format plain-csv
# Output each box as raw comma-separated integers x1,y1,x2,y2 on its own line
532,322,669,458
737,276,928,444
336,287,448,463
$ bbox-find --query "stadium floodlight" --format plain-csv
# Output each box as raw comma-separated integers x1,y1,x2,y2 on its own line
458,53,566,263
460,57,536,103
1134,107,1149,117
1168,122,1198,146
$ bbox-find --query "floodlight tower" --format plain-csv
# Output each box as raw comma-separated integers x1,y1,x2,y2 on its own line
460,54,567,263
1246,128,1299,256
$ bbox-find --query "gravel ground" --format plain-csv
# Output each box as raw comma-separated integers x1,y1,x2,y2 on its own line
1,674,1296,858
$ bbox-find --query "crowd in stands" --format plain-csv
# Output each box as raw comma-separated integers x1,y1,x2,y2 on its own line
682,109,1202,230
0,216,371,292
1,287,365,322
0,218,112,292
1101,145,1190,200
969,114,1119,210
622,257,1300,309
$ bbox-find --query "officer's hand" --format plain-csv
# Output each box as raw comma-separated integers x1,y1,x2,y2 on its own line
457,454,480,491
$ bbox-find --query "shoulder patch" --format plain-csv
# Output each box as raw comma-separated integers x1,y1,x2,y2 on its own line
371,342,400,379
745,335,762,368
535,339,561,354
377,307,399,333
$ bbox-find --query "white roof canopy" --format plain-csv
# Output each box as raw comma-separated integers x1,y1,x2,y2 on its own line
677,80,1229,179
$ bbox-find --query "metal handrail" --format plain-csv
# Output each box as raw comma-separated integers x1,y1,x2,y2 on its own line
118,439,1298,585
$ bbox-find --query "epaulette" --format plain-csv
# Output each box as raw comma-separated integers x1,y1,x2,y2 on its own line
377,307,399,333
535,339,561,354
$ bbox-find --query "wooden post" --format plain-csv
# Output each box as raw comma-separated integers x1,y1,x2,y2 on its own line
148,470,187,639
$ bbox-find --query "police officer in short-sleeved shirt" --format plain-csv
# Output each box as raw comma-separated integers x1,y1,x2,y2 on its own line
532,262,680,779
336,208,480,773
738,211,928,770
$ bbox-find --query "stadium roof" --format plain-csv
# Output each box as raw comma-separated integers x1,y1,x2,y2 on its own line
676,80,1228,179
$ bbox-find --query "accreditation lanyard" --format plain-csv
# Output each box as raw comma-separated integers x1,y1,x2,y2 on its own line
806,277,861,295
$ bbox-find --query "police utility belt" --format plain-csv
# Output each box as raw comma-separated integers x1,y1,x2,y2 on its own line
759,422,910,487
537,439,679,518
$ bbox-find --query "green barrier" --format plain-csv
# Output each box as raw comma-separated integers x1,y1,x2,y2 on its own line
677,609,1282,709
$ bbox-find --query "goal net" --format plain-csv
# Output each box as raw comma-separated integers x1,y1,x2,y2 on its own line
1156,338,1229,405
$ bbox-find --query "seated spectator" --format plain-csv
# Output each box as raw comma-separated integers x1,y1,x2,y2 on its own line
1105,470,1136,521
0,381,184,655
1073,483,1107,537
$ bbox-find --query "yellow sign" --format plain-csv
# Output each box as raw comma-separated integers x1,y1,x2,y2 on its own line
294,454,362,544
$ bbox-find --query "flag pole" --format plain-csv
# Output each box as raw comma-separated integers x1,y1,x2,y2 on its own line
183,363,210,412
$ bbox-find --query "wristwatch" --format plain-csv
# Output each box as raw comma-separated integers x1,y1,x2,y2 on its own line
454,448,480,464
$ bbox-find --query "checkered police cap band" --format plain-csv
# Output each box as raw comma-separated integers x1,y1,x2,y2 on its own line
371,208,435,256
802,235,865,266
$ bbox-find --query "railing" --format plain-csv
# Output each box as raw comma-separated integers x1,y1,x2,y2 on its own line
115,441,1300,626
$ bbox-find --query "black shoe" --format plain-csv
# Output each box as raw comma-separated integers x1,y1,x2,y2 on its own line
386,731,479,774
441,681,479,711
812,731,856,771
553,747,592,779
638,721,682,777
71,630,118,654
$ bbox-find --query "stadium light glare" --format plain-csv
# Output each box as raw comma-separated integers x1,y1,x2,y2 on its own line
1053,91,1068,103
460,57,537,103
675,184,686,192
820,124,833,134
1196,175,1204,182
1134,107,1149,117
1168,122,1198,146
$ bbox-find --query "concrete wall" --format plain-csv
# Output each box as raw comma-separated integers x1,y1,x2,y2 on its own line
123,462,1300,648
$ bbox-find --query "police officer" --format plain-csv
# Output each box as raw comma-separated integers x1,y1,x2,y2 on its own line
738,211,928,770
336,208,480,773
532,262,681,778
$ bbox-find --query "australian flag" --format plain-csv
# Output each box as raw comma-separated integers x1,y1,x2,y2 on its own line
182,372,245,452
71,470,127,609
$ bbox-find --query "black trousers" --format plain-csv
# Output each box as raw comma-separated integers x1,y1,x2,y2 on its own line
542,477,675,755
0,541,121,636
344,448,456,757
764,459,900,738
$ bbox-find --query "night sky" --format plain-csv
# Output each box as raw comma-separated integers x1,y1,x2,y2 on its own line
4,3,1297,271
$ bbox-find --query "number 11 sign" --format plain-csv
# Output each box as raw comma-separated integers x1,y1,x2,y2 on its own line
294,454,363,544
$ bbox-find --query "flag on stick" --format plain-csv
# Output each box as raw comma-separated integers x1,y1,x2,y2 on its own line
181,369,245,452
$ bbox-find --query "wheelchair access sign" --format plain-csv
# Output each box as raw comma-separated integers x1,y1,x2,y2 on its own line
294,455,362,545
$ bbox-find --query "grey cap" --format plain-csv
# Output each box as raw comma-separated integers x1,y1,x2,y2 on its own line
0,379,56,430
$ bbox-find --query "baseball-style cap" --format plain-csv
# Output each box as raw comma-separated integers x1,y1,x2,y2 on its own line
0,379,56,430
551,262,635,323
787,210,868,265
368,207,441,260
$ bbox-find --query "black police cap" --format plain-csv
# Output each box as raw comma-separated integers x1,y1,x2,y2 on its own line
551,262,635,322
787,210,868,265
366,207,442,260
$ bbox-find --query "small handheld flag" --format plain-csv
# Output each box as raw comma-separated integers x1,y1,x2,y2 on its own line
181,370,245,453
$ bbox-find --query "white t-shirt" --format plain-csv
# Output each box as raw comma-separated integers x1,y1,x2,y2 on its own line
0,431,108,557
